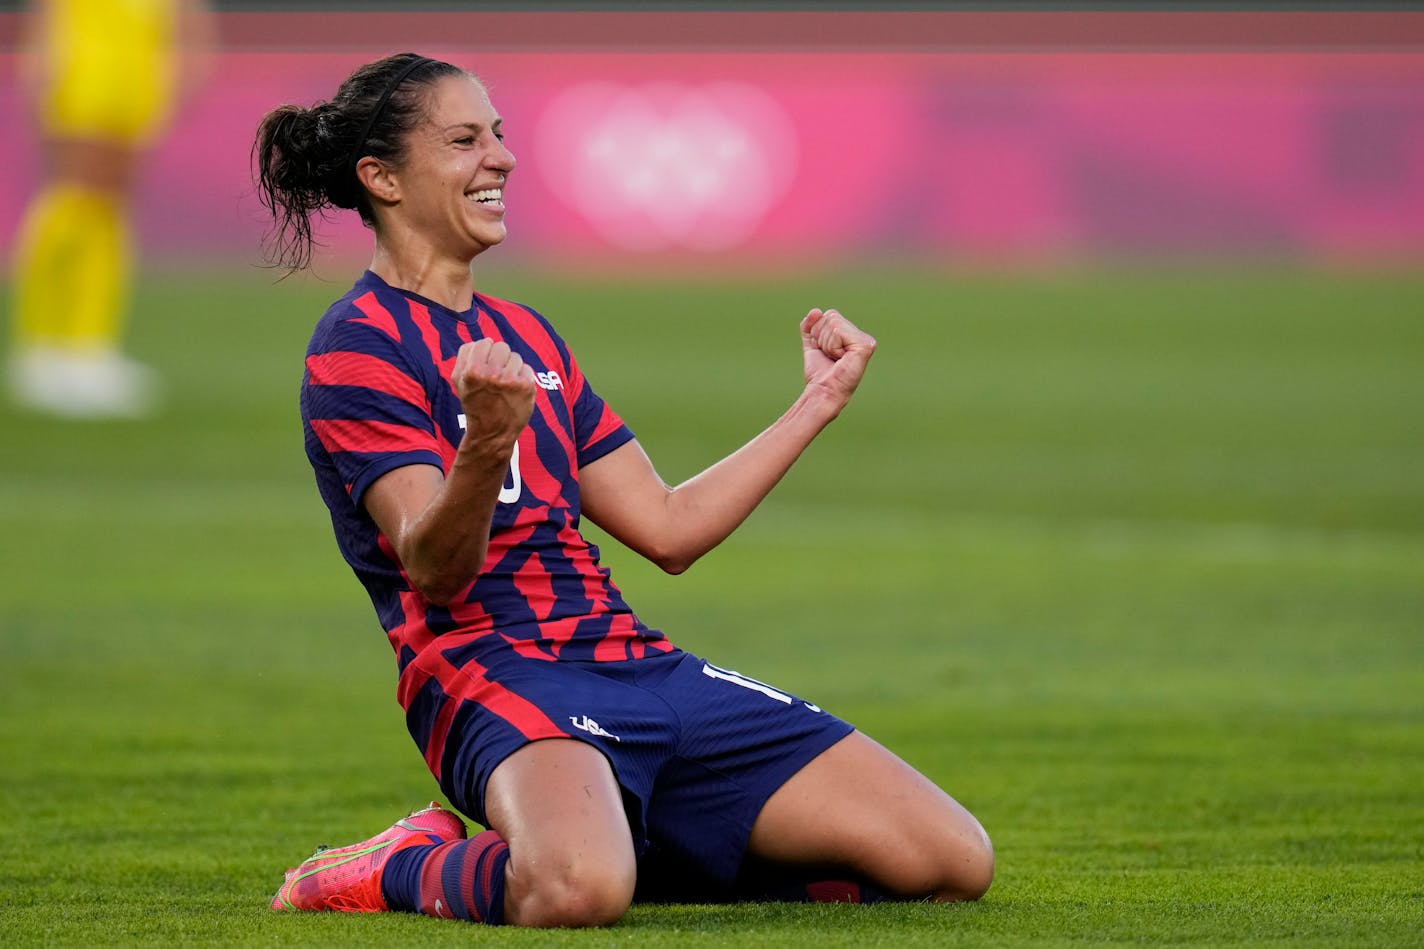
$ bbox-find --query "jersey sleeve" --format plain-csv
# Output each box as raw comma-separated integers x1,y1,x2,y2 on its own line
302,314,444,509
564,346,635,468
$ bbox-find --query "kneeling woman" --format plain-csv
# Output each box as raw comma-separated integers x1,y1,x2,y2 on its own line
254,52,992,928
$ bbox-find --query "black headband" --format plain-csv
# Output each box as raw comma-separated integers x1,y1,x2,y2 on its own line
347,56,433,175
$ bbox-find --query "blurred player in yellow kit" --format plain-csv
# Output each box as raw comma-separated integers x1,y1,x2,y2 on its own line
9,0,215,417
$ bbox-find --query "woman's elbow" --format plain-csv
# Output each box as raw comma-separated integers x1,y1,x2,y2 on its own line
645,540,703,576
420,586,459,607
655,555,691,576
408,568,475,606
415,582,459,607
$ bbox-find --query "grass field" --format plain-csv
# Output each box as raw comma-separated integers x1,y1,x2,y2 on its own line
1,263,1421,946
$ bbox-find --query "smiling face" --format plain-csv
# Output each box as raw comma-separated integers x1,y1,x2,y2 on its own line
377,74,516,263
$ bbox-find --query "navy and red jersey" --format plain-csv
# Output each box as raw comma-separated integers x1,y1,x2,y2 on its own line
301,271,676,712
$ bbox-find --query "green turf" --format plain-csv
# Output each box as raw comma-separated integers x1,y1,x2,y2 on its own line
1,263,1421,946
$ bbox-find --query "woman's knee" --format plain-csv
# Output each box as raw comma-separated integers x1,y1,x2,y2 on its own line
878,811,993,903
924,816,994,902
935,829,994,902
485,739,638,926
507,849,635,928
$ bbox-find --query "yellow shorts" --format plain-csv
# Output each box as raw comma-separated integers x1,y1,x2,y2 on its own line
39,0,179,146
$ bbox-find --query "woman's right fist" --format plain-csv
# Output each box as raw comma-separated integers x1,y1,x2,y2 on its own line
451,338,539,438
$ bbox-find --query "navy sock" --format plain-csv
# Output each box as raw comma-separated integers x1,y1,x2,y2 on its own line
381,832,511,924
380,843,434,912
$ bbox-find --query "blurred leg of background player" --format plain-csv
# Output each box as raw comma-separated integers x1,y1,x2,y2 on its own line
8,0,214,418
11,139,149,417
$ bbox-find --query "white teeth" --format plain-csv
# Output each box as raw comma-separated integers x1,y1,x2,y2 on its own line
469,189,503,203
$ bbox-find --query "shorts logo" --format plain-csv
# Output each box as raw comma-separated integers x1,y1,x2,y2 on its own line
569,715,622,742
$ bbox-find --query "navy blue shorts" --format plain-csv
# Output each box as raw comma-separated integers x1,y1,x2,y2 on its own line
432,648,854,886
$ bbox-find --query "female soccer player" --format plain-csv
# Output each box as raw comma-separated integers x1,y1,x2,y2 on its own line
255,52,992,928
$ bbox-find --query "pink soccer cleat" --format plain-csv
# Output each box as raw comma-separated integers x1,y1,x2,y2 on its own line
270,802,467,913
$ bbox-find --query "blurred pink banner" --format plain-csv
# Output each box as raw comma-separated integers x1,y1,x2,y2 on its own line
2,46,1422,268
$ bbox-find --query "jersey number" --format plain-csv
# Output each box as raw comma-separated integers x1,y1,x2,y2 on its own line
456,414,522,504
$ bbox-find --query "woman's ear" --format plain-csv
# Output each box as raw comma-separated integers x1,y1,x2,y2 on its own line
356,156,399,205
